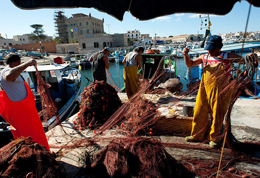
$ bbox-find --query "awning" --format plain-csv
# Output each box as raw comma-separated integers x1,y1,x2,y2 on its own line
11,0,260,21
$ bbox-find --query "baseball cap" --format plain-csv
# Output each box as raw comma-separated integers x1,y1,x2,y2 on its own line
204,35,223,51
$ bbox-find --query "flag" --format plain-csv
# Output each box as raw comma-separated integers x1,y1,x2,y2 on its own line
209,20,212,26
200,19,203,26
70,29,74,32
74,28,78,32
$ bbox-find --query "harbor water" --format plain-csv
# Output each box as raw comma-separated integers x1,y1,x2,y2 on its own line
80,58,193,91
79,52,256,92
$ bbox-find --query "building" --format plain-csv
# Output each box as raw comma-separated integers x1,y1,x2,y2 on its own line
171,34,204,42
13,34,53,44
127,30,141,40
54,11,128,53
54,12,104,43
0,38,23,49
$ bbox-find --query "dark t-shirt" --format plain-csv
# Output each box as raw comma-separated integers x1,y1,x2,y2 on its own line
92,52,106,82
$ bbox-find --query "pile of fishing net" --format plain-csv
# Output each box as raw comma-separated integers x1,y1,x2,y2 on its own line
0,137,64,178
89,137,193,178
99,95,161,136
74,81,122,130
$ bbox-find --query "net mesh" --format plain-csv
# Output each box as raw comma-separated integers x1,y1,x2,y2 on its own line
1,54,260,177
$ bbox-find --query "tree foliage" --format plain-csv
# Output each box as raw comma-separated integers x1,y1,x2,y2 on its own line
30,24,47,42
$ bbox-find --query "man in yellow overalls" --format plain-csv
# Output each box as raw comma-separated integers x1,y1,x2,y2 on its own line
182,35,243,148
122,47,144,99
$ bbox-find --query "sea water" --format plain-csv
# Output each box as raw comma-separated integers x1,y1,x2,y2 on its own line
80,52,255,92
80,58,189,91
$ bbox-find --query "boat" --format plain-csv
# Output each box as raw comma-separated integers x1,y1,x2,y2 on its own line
79,59,91,69
0,63,82,140
27,50,48,58
115,55,124,63
0,49,8,65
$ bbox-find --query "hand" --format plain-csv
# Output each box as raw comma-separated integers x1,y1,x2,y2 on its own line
182,48,189,55
26,59,37,66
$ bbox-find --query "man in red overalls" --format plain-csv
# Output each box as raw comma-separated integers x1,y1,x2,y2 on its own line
0,54,49,150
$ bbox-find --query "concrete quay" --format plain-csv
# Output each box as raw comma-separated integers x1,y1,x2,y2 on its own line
46,93,260,177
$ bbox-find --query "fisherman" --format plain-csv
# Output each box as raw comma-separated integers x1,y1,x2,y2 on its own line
89,47,110,82
122,46,144,99
182,35,247,148
0,54,50,150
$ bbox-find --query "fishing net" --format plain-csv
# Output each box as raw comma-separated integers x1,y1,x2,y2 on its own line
0,137,64,178
2,53,259,178
89,137,193,178
35,66,60,125
73,80,122,130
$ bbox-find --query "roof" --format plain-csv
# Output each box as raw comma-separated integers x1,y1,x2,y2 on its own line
25,64,70,72
189,41,260,55
11,0,260,21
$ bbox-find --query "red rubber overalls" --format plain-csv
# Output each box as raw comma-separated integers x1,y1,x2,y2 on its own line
0,81,50,150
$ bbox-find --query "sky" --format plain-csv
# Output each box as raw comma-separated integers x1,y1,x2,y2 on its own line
1,0,260,39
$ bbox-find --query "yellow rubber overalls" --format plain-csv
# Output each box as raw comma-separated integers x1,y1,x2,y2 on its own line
190,55,234,142
123,65,139,99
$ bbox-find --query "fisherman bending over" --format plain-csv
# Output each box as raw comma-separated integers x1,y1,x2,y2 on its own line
122,47,144,99
89,47,110,82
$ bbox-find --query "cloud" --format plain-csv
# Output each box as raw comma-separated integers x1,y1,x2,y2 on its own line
189,14,200,18
152,16,172,22
175,17,182,21
175,13,184,17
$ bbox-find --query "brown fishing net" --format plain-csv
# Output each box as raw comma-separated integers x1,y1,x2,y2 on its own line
89,137,193,178
2,54,259,177
0,137,64,178
35,66,60,124
74,80,122,130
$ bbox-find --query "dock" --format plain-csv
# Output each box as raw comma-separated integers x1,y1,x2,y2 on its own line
46,93,260,177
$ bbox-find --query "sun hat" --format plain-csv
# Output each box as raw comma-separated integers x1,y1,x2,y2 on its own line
204,35,223,51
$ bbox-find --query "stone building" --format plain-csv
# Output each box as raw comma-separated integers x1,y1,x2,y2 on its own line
13,34,53,44
54,12,104,43
127,29,141,40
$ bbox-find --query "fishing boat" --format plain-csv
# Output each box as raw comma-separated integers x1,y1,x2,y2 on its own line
79,59,91,69
0,49,8,65
0,63,82,141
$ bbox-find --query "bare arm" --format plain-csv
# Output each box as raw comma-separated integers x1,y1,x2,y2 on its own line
136,55,142,70
103,56,109,70
183,48,203,67
122,56,127,66
4,59,37,81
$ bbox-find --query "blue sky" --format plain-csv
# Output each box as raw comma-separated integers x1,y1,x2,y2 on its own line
1,1,260,39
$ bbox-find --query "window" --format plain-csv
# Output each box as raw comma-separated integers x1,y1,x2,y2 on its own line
87,29,89,33
82,43,86,49
80,30,83,34
79,23,82,26
23,38,25,41
20,38,22,41
86,22,88,25
94,42,99,48
71,32,74,38
103,42,106,48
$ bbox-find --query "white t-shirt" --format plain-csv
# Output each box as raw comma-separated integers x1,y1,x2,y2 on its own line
0,66,27,102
